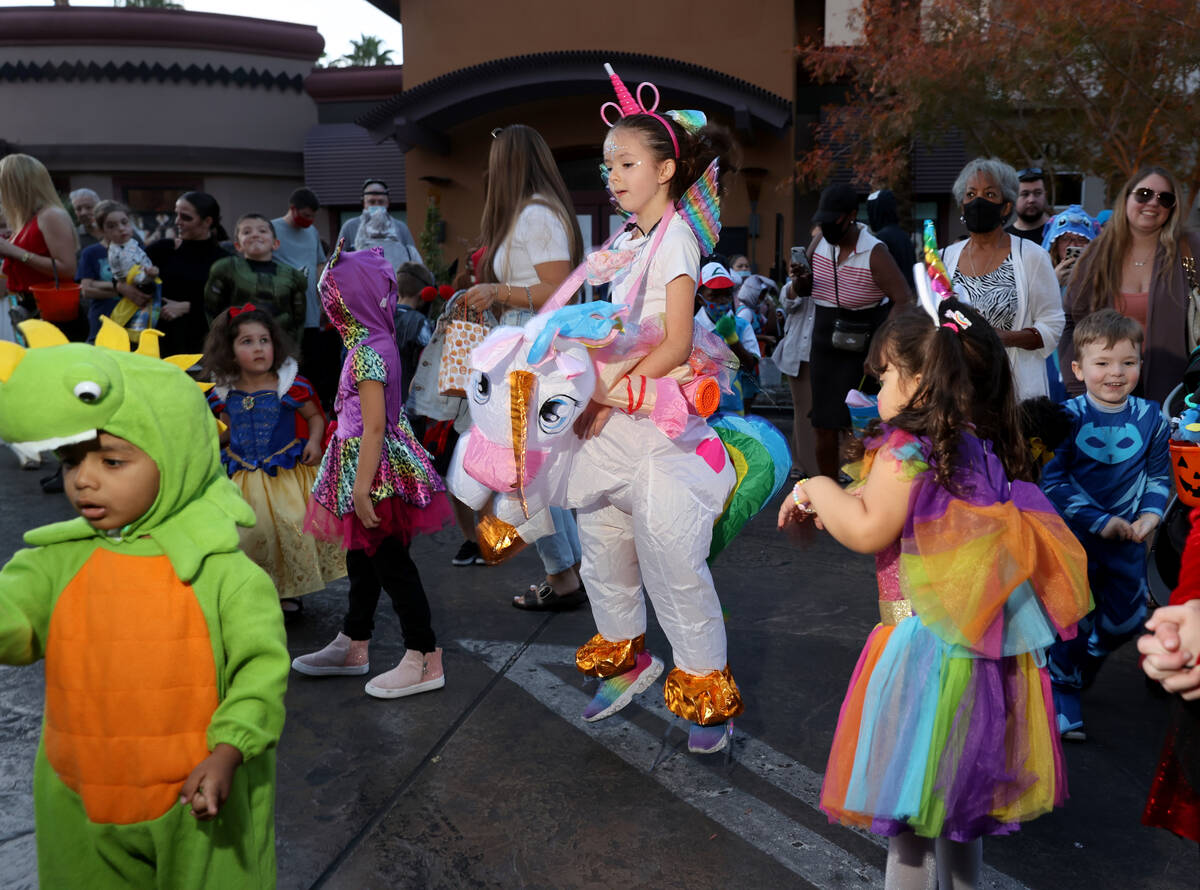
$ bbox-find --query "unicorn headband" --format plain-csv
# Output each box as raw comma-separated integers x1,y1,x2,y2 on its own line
600,63,707,158
912,219,971,331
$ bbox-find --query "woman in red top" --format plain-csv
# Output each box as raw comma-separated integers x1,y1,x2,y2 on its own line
0,154,79,315
0,154,80,477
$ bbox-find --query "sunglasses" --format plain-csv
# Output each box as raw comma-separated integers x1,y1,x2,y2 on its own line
1017,167,1044,179
1130,187,1176,209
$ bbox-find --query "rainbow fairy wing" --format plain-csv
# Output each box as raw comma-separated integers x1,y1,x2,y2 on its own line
676,159,721,256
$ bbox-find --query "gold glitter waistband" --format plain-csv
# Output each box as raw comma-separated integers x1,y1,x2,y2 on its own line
878,598,914,626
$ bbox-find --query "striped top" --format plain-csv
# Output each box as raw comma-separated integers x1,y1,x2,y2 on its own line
812,225,886,310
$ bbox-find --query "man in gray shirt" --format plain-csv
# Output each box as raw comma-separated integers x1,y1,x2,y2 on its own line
273,187,339,407
336,178,421,261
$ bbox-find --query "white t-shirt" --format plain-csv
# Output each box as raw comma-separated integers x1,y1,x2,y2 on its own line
609,213,700,326
490,200,571,287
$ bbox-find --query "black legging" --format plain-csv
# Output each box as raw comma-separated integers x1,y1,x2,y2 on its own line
342,537,436,652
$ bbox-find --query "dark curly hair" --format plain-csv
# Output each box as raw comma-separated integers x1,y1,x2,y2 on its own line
865,299,1030,491
608,114,737,201
201,306,297,385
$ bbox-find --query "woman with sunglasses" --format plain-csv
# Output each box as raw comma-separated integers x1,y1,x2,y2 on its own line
1060,166,1200,402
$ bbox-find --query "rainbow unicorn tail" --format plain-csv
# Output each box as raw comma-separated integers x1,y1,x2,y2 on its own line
708,414,791,561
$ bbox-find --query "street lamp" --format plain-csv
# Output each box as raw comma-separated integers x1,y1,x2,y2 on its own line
741,167,768,271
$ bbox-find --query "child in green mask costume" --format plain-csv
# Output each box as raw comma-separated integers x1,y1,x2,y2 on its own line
0,318,289,889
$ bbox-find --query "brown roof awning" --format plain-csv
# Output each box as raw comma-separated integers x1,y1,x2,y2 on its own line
302,122,406,206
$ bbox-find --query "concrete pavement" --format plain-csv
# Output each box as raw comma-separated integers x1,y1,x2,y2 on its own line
0,450,1195,889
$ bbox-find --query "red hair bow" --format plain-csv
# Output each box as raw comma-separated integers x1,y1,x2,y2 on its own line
419,285,455,303
229,303,257,318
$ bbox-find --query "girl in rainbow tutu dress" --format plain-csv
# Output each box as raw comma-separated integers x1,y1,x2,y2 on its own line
779,299,1091,888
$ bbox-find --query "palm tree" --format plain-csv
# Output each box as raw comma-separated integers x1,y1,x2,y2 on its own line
336,34,394,67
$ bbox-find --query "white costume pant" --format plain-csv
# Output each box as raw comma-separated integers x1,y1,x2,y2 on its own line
570,412,735,676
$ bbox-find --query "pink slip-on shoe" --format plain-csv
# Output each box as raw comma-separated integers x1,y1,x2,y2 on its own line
291,632,370,677
365,647,445,699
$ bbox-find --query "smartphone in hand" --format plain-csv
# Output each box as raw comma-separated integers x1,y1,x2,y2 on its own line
790,245,811,275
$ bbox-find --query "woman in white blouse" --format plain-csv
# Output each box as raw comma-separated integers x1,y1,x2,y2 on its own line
464,125,587,610
940,158,1063,400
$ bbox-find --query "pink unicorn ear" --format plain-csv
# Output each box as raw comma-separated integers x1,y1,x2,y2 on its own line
605,63,640,116
471,329,524,372
557,352,588,379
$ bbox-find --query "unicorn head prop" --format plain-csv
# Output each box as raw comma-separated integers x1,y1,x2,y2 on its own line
446,302,786,564
446,308,615,556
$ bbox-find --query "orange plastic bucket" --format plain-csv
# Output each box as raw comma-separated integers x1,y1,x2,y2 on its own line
1170,440,1200,507
30,281,80,322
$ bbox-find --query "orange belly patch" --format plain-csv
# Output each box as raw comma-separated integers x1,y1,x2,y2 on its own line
44,549,219,825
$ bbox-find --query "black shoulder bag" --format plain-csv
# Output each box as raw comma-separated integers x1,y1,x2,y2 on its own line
830,241,871,352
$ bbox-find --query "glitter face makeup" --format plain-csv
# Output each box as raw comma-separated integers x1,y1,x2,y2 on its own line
602,130,662,217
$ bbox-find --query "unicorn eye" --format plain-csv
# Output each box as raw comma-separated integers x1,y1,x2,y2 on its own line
73,381,102,403
537,395,579,434
470,371,491,405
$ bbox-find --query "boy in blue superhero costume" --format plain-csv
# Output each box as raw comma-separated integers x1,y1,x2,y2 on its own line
1041,310,1170,739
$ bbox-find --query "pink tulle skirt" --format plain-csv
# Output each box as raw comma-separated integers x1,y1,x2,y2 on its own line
304,493,453,555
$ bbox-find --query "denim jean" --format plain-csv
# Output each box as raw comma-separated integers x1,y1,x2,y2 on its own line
535,507,582,575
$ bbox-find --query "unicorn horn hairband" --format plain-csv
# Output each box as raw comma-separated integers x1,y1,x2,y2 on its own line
600,62,708,158
913,219,969,327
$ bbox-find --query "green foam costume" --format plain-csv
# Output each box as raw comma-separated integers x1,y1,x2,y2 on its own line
0,321,289,889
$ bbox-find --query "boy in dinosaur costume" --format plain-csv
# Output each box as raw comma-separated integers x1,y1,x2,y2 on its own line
0,318,290,889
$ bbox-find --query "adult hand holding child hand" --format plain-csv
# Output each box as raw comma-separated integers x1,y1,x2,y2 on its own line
1140,602,1200,699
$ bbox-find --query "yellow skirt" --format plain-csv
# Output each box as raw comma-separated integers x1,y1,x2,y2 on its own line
232,464,346,599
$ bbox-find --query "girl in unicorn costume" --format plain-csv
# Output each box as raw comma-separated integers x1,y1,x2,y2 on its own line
448,65,788,754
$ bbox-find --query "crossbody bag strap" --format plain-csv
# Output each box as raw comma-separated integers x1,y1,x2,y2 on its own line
831,239,842,314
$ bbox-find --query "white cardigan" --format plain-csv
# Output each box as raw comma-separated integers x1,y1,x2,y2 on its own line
941,234,1063,400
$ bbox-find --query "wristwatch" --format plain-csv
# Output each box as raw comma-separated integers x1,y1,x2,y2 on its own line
19,250,31,264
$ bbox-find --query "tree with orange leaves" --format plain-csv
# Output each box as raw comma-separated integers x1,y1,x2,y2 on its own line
799,0,1200,208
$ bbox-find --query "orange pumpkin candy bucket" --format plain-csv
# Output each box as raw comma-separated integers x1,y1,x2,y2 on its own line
1169,440,1200,507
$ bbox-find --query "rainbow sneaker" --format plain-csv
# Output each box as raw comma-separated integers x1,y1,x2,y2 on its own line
688,722,731,754
582,652,663,722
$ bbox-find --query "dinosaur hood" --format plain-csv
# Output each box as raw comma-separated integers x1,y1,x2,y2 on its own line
0,320,253,574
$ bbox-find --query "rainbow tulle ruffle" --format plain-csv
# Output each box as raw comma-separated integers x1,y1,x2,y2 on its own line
821,427,1091,841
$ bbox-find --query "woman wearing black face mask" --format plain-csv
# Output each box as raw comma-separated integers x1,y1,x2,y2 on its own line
798,183,913,479
941,158,1063,400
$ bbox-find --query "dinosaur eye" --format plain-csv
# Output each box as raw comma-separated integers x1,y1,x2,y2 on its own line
470,371,491,405
73,381,102,403
538,395,579,434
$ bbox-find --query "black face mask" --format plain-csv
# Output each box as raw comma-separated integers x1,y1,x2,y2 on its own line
821,219,852,246
962,197,1007,233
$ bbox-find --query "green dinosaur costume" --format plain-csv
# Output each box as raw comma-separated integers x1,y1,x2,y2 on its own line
0,321,289,889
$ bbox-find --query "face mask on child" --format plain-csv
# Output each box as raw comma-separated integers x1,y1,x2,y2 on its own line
730,270,748,285
703,301,730,323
